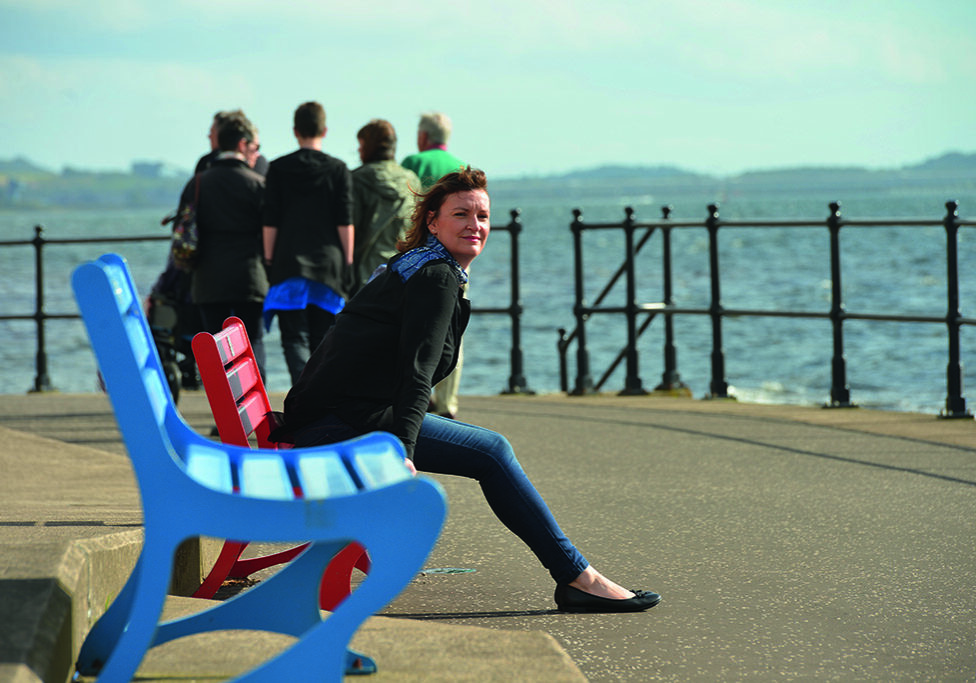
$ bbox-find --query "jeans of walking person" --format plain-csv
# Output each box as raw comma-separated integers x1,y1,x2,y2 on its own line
198,301,266,380
277,306,336,384
292,413,590,584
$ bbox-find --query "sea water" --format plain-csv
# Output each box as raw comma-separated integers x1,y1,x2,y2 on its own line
1,183,974,415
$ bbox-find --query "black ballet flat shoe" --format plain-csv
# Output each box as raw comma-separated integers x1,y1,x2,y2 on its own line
554,584,661,613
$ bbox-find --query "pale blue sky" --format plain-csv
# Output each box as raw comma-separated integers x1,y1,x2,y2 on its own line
1,0,974,178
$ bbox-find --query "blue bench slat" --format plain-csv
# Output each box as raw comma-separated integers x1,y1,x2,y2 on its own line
352,448,413,489
185,444,234,494
239,454,294,500
297,454,359,499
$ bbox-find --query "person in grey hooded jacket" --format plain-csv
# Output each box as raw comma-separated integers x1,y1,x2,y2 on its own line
350,119,421,293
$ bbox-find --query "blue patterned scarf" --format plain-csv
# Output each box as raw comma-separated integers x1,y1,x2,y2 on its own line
389,234,468,285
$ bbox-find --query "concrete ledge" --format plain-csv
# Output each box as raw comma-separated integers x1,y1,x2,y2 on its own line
0,427,222,683
107,596,585,682
0,532,141,683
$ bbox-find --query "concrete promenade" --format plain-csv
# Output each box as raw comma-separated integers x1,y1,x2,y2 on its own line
1,390,974,681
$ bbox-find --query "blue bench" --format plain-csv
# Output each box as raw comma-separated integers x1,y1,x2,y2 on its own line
71,253,447,681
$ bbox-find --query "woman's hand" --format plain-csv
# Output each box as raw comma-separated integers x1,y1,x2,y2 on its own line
404,458,417,477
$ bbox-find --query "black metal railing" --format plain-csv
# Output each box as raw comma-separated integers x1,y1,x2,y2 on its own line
558,201,976,419
472,209,532,394
0,226,171,392
0,215,531,394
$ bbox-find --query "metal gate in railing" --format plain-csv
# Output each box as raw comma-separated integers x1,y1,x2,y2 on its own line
558,201,975,419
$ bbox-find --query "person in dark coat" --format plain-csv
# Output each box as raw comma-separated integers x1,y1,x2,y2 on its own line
276,167,661,614
196,109,269,177
181,110,268,376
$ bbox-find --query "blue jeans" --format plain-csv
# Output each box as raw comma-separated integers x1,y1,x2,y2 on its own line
293,413,589,584
277,307,336,384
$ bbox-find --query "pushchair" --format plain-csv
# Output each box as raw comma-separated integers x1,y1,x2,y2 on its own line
146,262,201,404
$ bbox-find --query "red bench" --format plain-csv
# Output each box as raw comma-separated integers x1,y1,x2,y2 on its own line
191,316,370,610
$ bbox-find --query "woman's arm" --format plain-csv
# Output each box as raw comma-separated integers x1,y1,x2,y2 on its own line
390,265,459,458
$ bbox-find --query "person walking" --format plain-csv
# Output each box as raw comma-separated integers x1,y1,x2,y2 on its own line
183,110,268,377
350,119,420,293
262,101,354,384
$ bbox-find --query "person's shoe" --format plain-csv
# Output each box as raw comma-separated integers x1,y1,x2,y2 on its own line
554,584,661,613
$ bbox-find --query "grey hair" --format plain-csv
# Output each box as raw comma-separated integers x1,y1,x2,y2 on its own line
418,111,452,145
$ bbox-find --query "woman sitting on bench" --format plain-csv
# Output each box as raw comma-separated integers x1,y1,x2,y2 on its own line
274,167,660,613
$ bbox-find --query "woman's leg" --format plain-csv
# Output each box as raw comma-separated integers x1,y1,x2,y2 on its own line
290,413,648,603
413,414,589,585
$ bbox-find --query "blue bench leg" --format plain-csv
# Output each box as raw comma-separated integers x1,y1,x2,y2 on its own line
153,541,377,677
345,649,378,675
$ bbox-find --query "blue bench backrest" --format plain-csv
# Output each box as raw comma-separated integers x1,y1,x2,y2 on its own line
71,254,411,501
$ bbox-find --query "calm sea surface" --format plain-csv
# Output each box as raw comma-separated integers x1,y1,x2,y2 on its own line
1,181,974,415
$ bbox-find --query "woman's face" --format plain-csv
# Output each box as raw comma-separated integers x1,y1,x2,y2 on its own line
428,189,491,270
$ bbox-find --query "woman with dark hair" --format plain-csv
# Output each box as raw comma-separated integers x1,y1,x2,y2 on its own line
277,167,660,612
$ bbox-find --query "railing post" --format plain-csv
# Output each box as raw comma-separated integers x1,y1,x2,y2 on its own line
940,200,971,418
30,225,53,393
571,209,594,395
502,209,533,394
557,328,569,393
654,205,688,394
620,207,647,395
826,202,854,408
705,204,729,398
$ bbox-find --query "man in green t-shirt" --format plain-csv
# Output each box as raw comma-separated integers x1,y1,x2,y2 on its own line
401,112,466,190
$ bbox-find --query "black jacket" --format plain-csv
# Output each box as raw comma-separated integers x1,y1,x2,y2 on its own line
263,148,353,295
282,256,469,458
185,156,267,305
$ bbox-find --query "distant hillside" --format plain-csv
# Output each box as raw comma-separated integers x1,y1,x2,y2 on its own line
905,152,976,171
0,159,186,208
489,151,976,200
720,152,976,193
1,151,973,209
0,156,57,181
507,151,976,184
558,164,707,181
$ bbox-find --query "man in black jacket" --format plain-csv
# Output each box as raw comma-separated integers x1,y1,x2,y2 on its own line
262,102,354,384
184,110,268,377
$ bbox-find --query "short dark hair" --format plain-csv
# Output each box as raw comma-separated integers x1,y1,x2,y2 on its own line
294,101,326,138
357,119,397,163
398,166,487,253
216,111,257,151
